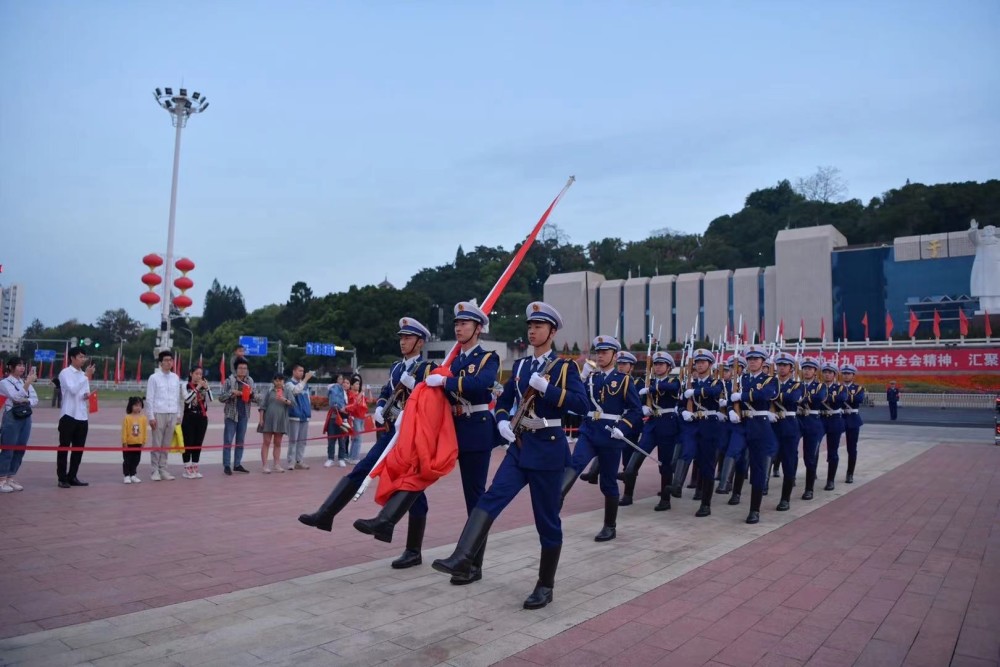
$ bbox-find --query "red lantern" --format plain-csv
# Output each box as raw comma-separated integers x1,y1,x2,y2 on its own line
172,256,195,312
143,253,164,269
175,257,195,273
142,272,163,287
173,276,194,291
172,295,193,310
140,292,161,308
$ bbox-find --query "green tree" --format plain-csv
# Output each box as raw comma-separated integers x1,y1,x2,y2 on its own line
95,308,144,342
200,279,248,334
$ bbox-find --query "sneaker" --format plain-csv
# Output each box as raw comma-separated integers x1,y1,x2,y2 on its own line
262,467,272,474
151,470,162,481
233,465,250,474
224,466,232,476
7,479,23,491
295,463,310,470
160,470,176,481
0,481,14,493
324,460,335,468
130,475,142,484
274,465,286,473
286,462,294,470
338,460,346,468
124,476,132,484
182,468,195,479
194,467,203,479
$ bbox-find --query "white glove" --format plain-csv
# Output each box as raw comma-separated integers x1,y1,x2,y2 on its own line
642,406,653,417
719,398,727,408
497,420,516,443
580,362,595,380
610,427,625,440
683,388,695,399
766,412,778,423
528,372,549,393
399,372,415,390
424,374,445,388
638,387,649,396
681,410,694,422
730,391,742,403
373,406,385,425
728,410,741,424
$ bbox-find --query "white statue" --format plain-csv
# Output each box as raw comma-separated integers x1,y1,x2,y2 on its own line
969,219,1000,314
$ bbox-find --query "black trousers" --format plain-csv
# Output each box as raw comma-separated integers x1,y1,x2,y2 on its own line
123,444,142,476
57,416,89,482
182,416,208,463
888,402,898,420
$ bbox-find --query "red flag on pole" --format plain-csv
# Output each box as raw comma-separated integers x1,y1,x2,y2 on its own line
219,353,226,383
103,358,109,381
820,317,826,343
908,309,919,337
842,312,848,341
48,361,54,379
799,319,805,342
135,355,142,382
986,311,992,338
885,312,894,339
778,319,785,342
958,309,969,337
760,316,765,344
741,320,749,344
861,312,869,339
932,309,942,339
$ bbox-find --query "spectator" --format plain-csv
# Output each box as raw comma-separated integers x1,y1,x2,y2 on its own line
345,377,368,464
230,344,246,376
886,380,900,421
56,347,95,488
121,396,147,484
146,350,184,481
181,367,212,479
259,373,291,473
219,357,256,475
325,374,349,467
285,364,315,470
51,376,61,408
0,357,39,493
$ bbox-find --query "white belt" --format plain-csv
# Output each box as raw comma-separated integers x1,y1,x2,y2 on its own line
651,406,677,417
588,411,621,421
843,408,859,414
746,410,772,418
806,410,823,416
824,409,843,415
692,411,722,420
518,416,559,430
453,403,490,416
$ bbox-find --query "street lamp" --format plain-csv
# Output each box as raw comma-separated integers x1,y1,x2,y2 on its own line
175,325,195,370
152,86,208,353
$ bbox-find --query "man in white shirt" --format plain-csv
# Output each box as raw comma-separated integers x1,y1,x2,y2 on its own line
146,350,184,481
56,347,96,488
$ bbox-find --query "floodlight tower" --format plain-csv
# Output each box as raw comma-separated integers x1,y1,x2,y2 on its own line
152,86,209,352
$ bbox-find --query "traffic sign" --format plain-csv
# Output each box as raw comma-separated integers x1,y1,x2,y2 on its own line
305,342,337,357
239,336,268,357
34,349,57,362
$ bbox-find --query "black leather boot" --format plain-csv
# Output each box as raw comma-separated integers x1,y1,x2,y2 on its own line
824,462,838,491
728,471,745,505
687,466,700,489
391,515,426,569
716,457,736,494
654,473,672,511
762,456,773,495
524,545,561,610
353,490,421,542
432,508,494,579
450,536,487,585
746,487,763,524
715,451,725,480
776,478,794,511
772,460,781,477
802,469,815,500
580,458,600,484
846,454,856,483
671,459,690,498
695,476,713,517
620,451,644,506
595,496,618,542
298,476,361,531
559,466,579,508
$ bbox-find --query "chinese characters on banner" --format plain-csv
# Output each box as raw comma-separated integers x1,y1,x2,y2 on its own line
813,348,1000,371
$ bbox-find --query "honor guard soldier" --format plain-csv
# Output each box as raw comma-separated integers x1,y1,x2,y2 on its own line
718,355,748,500
672,348,725,517
820,362,847,491
840,364,865,484
432,302,589,609
353,301,500,585
615,351,644,474
620,351,681,509
298,318,437,568
559,335,642,541
797,357,827,500
772,352,804,511
728,345,778,524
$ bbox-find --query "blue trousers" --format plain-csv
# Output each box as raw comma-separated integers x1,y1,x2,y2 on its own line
691,419,723,479
800,417,825,474
823,416,845,465
222,416,248,468
478,451,564,548
845,427,860,461
456,449,493,514
570,432,622,497
776,431,800,479
627,416,679,473
744,417,778,488
0,412,31,477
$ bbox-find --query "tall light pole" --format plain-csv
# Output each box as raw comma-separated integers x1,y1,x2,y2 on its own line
152,86,208,353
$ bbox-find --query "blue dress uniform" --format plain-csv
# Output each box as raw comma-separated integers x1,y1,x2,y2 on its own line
772,353,804,512
731,346,779,524
821,364,848,491
620,351,681,509
432,301,589,611
797,358,828,500
561,335,642,541
840,365,865,484
672,349,725,516
718,357,749,501
298,317,437,571
886,384,900,420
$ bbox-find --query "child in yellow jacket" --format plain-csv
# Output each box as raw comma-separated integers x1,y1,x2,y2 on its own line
122,397,148,484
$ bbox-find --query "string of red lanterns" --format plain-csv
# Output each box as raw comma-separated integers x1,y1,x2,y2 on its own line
139,255,195,311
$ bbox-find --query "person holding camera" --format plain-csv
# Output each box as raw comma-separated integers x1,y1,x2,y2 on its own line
285,364,315,470
0,357,39,493
56,347,95,488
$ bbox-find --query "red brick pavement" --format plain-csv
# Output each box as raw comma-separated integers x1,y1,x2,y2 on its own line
499,443,1000,667
0,433,663,639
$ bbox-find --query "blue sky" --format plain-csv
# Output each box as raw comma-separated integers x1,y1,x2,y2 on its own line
2,0,998,329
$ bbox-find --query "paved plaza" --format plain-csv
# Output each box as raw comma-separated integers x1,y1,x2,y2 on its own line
0,411,997,666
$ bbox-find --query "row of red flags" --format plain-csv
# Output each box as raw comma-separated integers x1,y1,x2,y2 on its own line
40,351,217,383
729,310,992,344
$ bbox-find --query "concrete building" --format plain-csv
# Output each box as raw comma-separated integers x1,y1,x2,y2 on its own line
0,283,24,354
